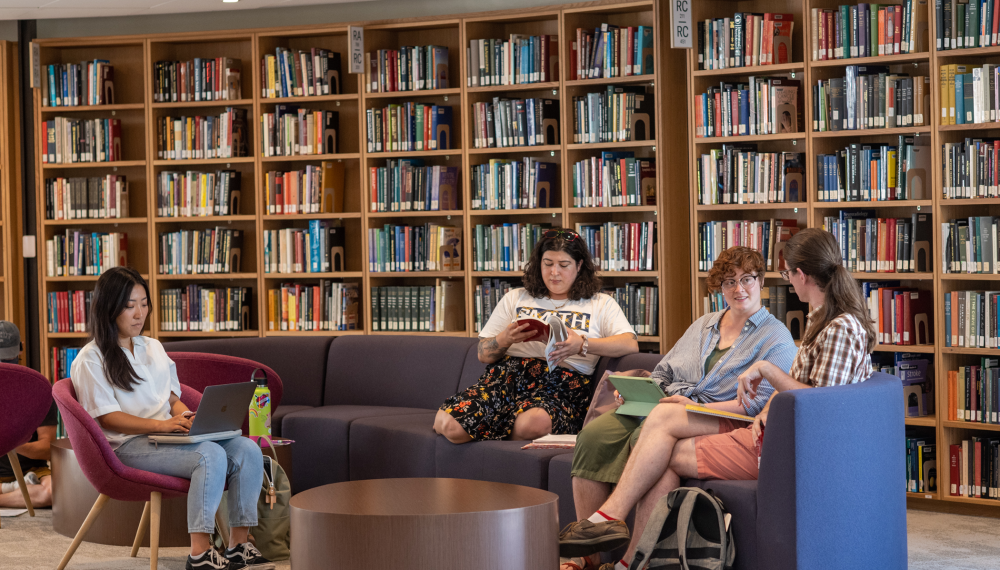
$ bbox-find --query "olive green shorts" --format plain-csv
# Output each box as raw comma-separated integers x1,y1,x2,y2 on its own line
570,411,645,484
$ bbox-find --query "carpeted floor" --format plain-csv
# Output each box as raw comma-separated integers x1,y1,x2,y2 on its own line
0,509,998,569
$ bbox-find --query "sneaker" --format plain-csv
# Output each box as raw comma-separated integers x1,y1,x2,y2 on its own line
24,471,40,485
558,519,631,557
185,548,231,570
223,542,275,570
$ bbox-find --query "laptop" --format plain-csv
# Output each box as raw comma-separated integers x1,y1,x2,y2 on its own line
148,382,257,444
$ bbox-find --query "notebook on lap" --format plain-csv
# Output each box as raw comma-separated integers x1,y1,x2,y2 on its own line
607,375,667,416
147,382,256,444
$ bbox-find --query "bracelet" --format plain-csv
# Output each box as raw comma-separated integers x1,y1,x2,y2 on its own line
579,337,589,356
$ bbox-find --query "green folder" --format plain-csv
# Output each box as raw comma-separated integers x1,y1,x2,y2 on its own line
608,375,667,417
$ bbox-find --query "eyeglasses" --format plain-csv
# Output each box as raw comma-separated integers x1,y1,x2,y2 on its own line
542,229,580,242
721,274,759,291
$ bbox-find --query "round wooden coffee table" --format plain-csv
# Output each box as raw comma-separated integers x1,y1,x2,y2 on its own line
290,478,559,570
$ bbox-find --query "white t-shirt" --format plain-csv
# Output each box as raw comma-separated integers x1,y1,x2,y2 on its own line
70,336,181,449
479,288,635,375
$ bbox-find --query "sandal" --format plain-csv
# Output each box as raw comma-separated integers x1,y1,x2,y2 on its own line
559,556,601,570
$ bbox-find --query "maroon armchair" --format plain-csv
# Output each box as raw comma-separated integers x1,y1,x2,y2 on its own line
0,363,53,525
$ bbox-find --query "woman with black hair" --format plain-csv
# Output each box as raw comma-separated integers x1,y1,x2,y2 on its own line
70,267,271,570
433,228,640,444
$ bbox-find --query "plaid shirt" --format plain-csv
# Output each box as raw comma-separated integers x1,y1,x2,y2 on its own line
790,307,872,388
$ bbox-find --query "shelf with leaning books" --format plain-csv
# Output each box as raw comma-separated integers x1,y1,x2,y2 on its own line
149,33,255,104
40,108,144,166
263,278,363,333
151,105,254,163
368,277,467,333
260,97,359,158
257,27,355,100
463,10,561,90
562,1,657,83
38,39,146,108
155,281,257,334
261,217,362,276
362,20,460,96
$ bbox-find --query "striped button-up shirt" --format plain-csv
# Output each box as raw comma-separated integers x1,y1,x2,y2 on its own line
650,306,798,416
791,308,873,387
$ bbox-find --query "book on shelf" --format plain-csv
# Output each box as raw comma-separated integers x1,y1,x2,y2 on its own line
45,230,127,277
50,346,82,382
474,277,522,332
267,281,358,331
260,107,338,156
157,170,240,217
366,46,448,93
942,216,1000,274
472,223,551,272
368,160,458,212
370,281,463,332
811,2,929,61
571,24,653,80
940,138,1000,199
365,103,451,152
697,147,803,205
947,358,1000,424
262,47,341,98
817,137,931,202
158,227,243,275
368,224,461,272
264,220,345,274
945,290,1000,348
265,161,344,215
46,290,93,333
935,64,1000,126
40,117,122,164
471,159,556,210
948,437,999,499
936,0,1000,50
572,85,654,143
694,77,800,138
861,282,933,345
698,13,794,70
572,153,654,208
575,221,655,272
45,175,128,220
41,60,114,107
467,35,558,87
604,283,658,336
472,97,559,149
697,219,799,272
906,435,936,494
159,285,251,332
154,58,242,102
814,71,929,132
156,108,249,160
872,352,935,416
821,211,932,273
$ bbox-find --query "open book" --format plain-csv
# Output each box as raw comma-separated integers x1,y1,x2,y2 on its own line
521,433,576,450
685,404,754,423
516,313,570,370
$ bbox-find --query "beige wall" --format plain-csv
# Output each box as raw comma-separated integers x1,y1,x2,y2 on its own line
0,21,16,42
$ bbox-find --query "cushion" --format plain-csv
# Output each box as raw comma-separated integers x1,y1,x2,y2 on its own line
457,343,487,392
684,479,758,570
436,438,571,490
608,352,664,375
272,405,312,437
547,453,577,527
348,412,439,480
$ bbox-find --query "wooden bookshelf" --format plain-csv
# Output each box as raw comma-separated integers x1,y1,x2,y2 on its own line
0,41,23,348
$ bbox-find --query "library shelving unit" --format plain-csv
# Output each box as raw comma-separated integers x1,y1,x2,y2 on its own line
0,41,23,344
684,0,1000,515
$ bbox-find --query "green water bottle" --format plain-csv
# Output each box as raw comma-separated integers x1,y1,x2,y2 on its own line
249,368,272,447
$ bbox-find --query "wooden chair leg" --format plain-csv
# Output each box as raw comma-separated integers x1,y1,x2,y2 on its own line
149,491,161,570
131,501,151,557
215,509,229,550
7,451,35,517
56,493,109,570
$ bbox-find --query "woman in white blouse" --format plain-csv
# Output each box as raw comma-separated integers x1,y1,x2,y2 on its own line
71,267,271,570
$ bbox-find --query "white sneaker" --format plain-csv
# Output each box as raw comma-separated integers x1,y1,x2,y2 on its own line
0,481,17,493
1,471,40,493
24,471,39,485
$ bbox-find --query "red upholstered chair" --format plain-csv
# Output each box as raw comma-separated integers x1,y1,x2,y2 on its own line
0,363,53,528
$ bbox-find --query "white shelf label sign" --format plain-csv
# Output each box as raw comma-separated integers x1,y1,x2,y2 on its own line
349,26,365,74
671,0,692,49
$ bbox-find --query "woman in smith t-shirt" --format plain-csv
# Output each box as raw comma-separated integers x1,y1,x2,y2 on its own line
434,228,639,444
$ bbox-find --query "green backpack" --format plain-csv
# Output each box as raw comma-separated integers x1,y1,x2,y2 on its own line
628,487,736,570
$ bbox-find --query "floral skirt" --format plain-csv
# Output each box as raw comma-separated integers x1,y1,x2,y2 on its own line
440,356,593,441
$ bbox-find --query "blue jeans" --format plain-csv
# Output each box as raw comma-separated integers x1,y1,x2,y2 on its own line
115,435,263,534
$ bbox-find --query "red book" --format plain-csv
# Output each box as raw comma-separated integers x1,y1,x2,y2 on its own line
516,317,550,343
370,167,379,212
950,444,961,496
313,284,321,331
893,7,902,54
893,291,904,345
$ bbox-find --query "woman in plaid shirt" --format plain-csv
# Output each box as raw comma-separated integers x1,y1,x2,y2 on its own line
558,229,876,570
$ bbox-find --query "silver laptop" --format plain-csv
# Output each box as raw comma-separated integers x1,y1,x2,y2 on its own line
148,382,256,444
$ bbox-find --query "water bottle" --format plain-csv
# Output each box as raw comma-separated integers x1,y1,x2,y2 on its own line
249,368,271,447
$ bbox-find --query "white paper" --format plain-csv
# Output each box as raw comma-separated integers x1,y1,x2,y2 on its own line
0,509,27,517
544,313,569,371
532,434,577,445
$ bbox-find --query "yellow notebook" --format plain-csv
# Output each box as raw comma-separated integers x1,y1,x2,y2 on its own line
685,404,754,423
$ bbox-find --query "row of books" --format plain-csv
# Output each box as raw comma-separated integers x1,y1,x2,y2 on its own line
265,162,345,215
466,35,558,87
365,46,449,93
943,217,1000,274
45,231,128,277
263,222,345,274
813,71,930,131
945,290,1000,348
575,221,656,272
157,228,243,275
571,25,654,80
948,437,999,499
812,2,929,61
474,278,519,333
159,285,252,332
816,137,932,202
470,159,555,211
153,58,241,103
365,103,451,152
693,78,801,138
942,139,1000,199
863,283,933,346
471,223,550,273
44,175,129,220
260,107,339,156
155,109,249,160
605,283,659,336
47,290,92,334
697,219,797,273
696,148,803,205
936,0,1000,50
261,47,342,99
370,282,464,332
50,346,82,384
822,211,933,273
367,224,461,273
41,61,114,107
40,117,122,164
157,170,241,218
947,359,1000,424
571,153,656,208
874,352,934,417
572,87,655,144
907,436,936,494
697,13,794,70
266,281,358,332
368,162,458,213
471,98,559,149
940,64,1000,125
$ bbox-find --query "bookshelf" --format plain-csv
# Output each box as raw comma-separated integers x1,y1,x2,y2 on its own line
0,41,23,346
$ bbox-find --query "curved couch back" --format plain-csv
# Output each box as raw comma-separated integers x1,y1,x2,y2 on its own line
0,364,53,455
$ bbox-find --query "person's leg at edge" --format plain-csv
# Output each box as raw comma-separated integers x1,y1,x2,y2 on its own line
0,471,53,508
510,407,552,440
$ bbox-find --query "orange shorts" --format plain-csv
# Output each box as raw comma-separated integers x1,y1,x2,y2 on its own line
693,418,760,481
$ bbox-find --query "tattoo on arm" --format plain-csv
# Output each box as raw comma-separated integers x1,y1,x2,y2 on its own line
478,337,507,361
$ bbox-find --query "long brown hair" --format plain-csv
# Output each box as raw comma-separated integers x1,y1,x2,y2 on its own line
783,228,877,352
88,267,149,391
522,228,602,300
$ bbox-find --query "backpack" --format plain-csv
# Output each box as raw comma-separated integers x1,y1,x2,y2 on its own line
627,487,735,570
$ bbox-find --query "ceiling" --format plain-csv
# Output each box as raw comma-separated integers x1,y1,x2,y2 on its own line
0,0,377,21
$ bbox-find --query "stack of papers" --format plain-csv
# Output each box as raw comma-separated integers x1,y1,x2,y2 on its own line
521,434,577,449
